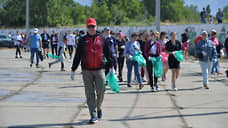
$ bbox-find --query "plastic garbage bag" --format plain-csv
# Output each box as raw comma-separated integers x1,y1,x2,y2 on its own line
132,51,146,66
105,72,120,93
175,51,183,62
160,52,169,62
48,53,60,59
150,56,163,78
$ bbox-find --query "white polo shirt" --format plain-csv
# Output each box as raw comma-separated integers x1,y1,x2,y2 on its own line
66,34,75,46
14,34,22,46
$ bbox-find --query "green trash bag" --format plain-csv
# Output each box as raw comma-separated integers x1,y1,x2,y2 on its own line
150,56,163,78
105,73,120,93
48,54,60,59
132,51,146,66
175,51,183,62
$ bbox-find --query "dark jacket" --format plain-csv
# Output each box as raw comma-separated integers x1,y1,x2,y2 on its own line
51,34,58,45
41,33,50,44
144,40,161,59
71,32,113,71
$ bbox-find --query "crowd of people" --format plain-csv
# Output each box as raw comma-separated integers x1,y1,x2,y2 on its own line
11,18,228,124
200,7,224,24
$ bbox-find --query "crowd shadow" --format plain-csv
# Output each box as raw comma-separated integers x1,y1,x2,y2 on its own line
109,111,228,122
106,86,203,95
8,120,91,128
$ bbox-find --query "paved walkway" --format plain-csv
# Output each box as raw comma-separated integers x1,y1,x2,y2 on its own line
0,49,227,128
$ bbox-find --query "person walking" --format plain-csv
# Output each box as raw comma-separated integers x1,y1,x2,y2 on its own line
124,32,144,89
28,28,42,68
117,32,125,82
181,28,189,59
41,29,50,58
165,32,182,91
49,32,66,71
200,8,207,24
138,32,148,82
70,18,113,124
145,31,161,92
14,30,23,58
209,29,221,74
50,30,58,55
216,8,224,24
159,32,169,81
225,32,228,57
66,30,75,59
195,31,217,89
103,27,118,74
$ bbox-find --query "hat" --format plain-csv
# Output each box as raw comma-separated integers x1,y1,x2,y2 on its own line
86,18,96,26
33,28,38,33
211,29,217,33
104,27,110,31
201,31,208,36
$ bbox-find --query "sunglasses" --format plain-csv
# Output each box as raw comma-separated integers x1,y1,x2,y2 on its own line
87,25,96,28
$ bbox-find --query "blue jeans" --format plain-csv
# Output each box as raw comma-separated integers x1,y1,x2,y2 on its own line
126,59,142,84
201,18,206,24
211,61,219,73
199,61,212,85
30,48,39,65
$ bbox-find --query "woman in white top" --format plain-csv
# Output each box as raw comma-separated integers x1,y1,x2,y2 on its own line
14,31,23,58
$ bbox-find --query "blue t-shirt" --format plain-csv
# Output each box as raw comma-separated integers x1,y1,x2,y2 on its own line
29,34,41,48
106,36,117,56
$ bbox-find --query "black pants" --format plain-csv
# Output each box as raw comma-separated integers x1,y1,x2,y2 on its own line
118,56,125,79
68,45,74,58
218,19,223,24
146,60,158,88
15,45,21,56
51,44,57,55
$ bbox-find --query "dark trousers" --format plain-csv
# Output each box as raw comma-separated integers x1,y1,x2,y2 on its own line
67,45,74,58
118,56,125,79
218,19,223,24
105,56,118,76
15,45,21,56
146,60,158,88
51,44,57,55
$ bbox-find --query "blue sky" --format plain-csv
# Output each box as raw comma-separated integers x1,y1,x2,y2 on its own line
74,0,228,16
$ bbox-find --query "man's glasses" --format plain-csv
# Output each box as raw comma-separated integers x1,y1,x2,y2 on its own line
87,25,96,28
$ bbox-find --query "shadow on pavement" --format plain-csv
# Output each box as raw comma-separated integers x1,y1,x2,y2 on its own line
106,87,203,94
109,111,228,122
8,120,91,128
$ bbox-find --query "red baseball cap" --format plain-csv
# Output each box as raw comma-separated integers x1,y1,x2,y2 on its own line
86,18,96,26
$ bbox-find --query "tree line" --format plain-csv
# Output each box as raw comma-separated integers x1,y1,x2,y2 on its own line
0,0,226,28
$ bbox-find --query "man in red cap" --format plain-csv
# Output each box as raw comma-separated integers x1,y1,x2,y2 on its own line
70,18,113,124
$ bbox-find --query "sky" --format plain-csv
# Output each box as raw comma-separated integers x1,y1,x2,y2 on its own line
74,0,228,16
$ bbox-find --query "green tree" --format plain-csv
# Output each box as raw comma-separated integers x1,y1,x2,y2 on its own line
91,3,111,25
46,0,73,27
206,4,211,15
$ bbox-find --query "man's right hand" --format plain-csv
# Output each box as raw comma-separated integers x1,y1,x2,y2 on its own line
70,71,75,80
128,55,132,60
202,51,207,56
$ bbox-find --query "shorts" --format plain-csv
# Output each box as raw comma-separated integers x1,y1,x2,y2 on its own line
168,58,180,69
42,44,49,49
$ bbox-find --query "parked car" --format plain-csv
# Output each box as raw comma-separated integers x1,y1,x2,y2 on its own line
0,34,14,48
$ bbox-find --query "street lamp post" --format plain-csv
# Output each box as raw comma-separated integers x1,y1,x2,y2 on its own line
26,0,29,35
156,0,160,32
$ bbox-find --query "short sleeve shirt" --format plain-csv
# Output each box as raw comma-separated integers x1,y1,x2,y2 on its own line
165,40,181,60
29,34,41,48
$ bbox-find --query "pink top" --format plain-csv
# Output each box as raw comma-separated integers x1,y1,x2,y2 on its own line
210,37,219,47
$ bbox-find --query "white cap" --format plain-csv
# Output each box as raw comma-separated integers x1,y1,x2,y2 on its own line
211,29,216,33
33,28,38,33
201,30,208,36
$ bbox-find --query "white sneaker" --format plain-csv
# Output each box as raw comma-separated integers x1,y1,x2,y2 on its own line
172,85,178,91
155,85,160,91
